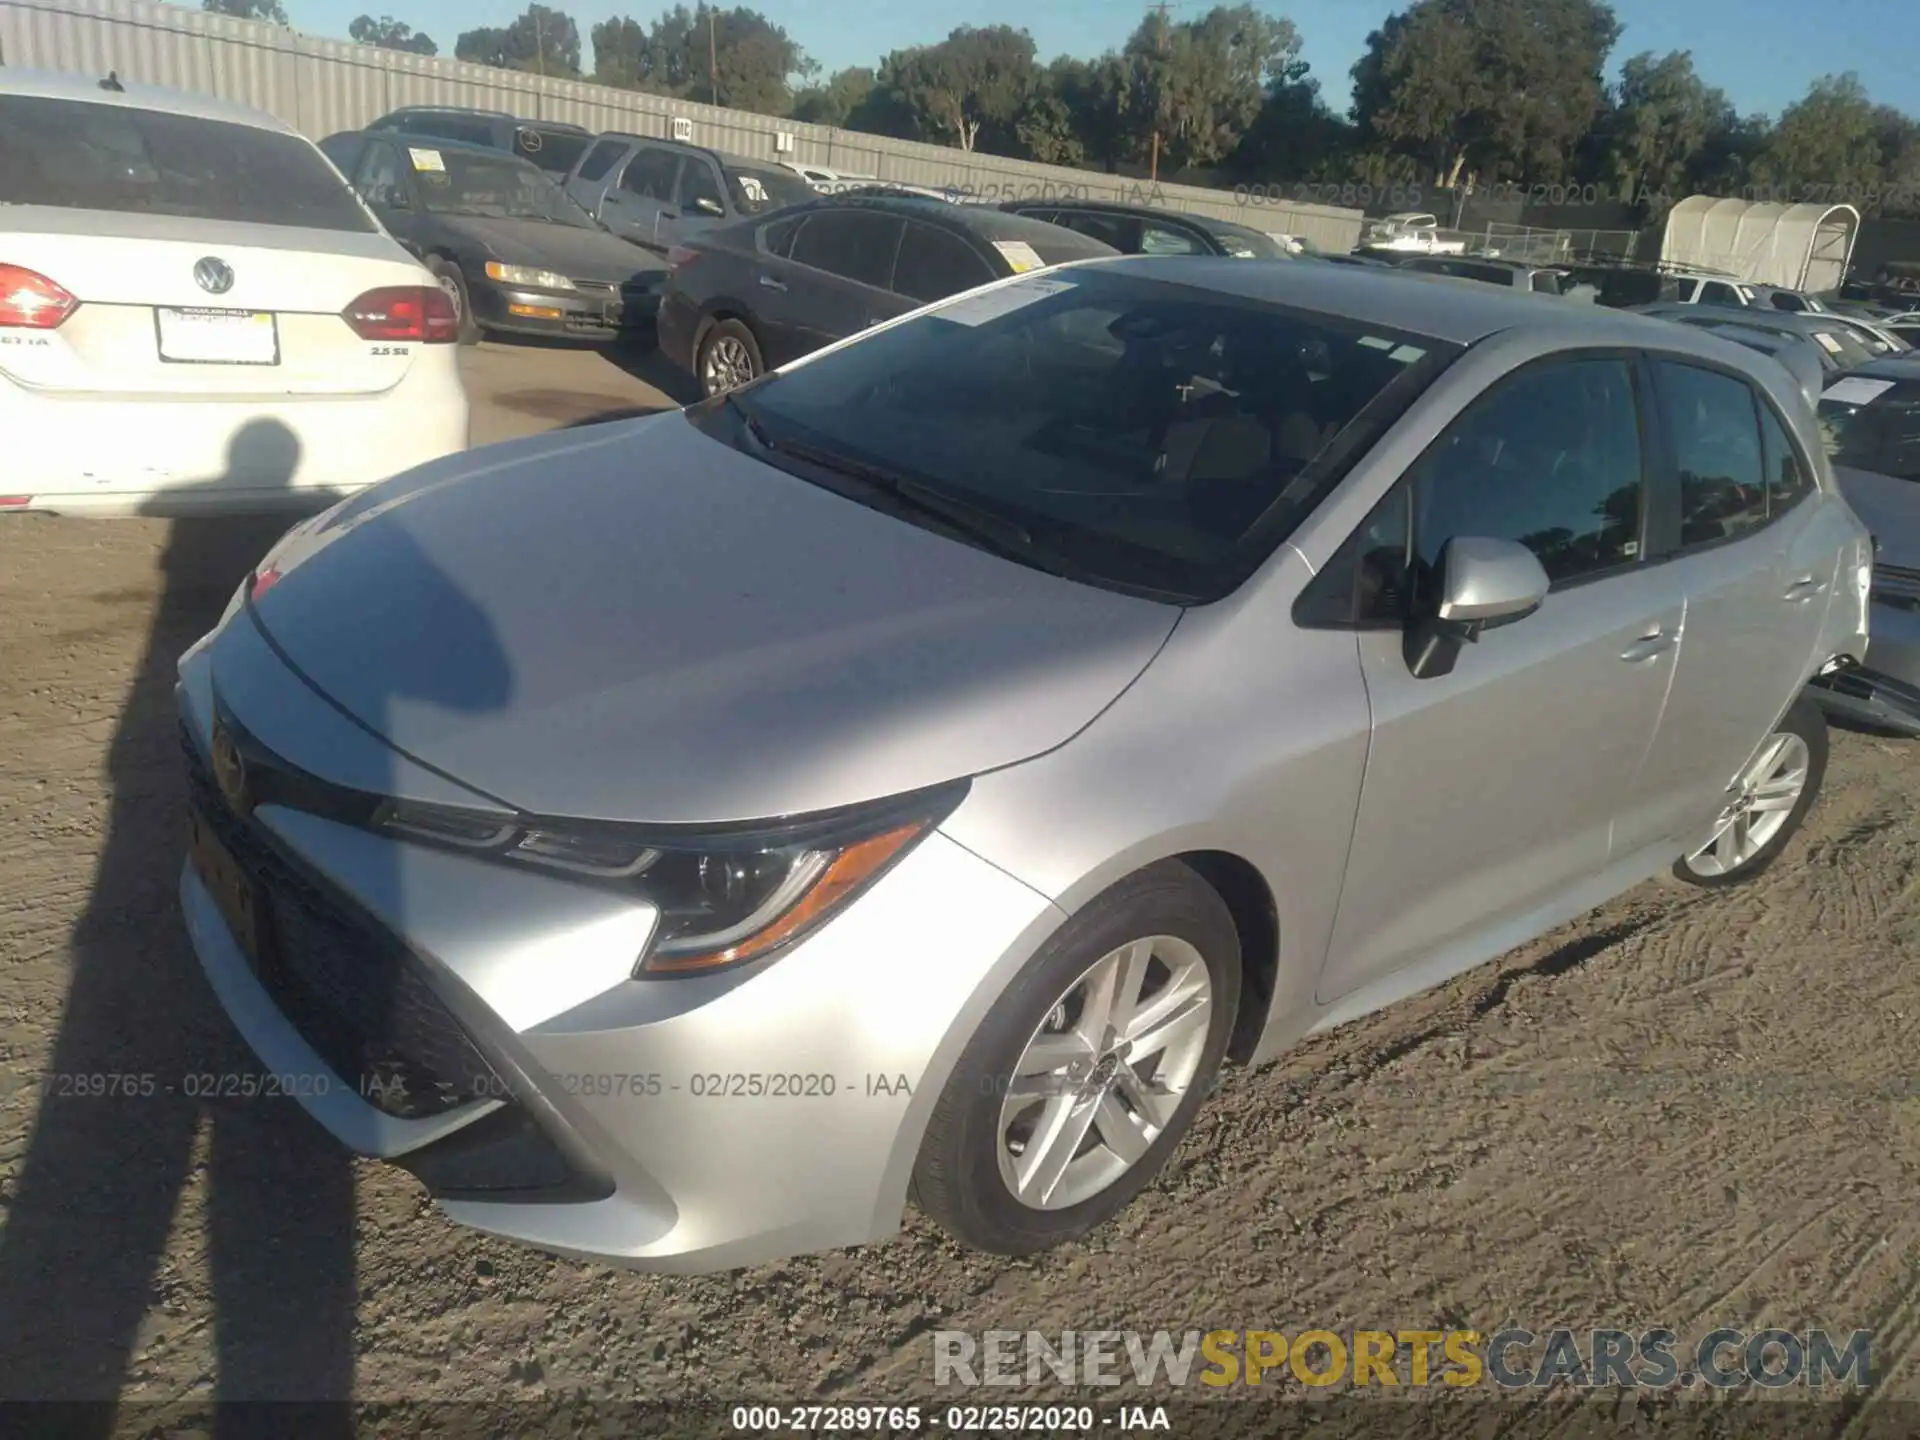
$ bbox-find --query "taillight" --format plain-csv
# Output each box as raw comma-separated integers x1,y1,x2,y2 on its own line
250,565,283,601
667,245,699,268
340,286,458,343
0,265,77,329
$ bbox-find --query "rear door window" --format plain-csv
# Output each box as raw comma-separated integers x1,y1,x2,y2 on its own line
1698,281,1744,307
352,140,407,208
789,210,905,289
0,94,373,232
1759,400,1817,512
619,148,681,199
1530,270,1562,295
1140,223,1206,255
515,127,589,175
1652,360,1770,548
1051,210,1138,252
574,138,628,183
891,222,995,302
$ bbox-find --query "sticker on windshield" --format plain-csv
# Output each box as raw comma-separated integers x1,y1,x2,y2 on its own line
1357,335,1394,350
1388,344,1426,363
1821,376,1896,406
738,175,768,204
991,240,1048,274
1813,332,1844,355
408,147,446,173
930,276,1077,327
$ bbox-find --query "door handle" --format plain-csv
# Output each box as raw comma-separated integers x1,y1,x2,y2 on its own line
1619,630,1677,663
1783,576,1828,602
757,275,787,292
661,209,678,219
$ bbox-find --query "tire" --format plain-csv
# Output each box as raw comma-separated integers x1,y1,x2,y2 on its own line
912,861,1241,1257
1671,695,1828,888
425,255,480,346
695,319,762,396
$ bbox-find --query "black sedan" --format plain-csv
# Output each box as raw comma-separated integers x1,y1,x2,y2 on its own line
319,131,670,344
656,194,1117,396
999,198,1293,259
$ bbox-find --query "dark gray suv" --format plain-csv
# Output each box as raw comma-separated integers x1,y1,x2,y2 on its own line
562,134,816,256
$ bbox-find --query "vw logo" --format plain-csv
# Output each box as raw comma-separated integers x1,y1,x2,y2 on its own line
211,726,250,815
193,257,235,295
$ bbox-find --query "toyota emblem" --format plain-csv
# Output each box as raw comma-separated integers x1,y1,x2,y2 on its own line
193,257,235,295
211,726,250,815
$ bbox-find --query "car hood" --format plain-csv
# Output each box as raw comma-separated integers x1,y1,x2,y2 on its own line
434,213,667,285
1834,465,1920,569
243,413,1180,823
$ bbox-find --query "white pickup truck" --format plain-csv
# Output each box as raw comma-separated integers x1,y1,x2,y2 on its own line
1357,212,1467,255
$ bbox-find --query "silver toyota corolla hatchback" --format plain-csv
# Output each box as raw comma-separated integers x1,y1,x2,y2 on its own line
178,257,1873,1272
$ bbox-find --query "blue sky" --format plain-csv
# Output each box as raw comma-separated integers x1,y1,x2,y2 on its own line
295,0,1916,120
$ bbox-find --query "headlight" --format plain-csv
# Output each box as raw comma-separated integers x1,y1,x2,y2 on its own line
370,783,966,976
484,262,576,290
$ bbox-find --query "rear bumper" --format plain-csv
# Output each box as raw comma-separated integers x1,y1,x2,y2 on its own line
6,355,468,517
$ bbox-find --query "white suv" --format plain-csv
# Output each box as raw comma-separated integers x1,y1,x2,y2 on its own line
0,68,469,516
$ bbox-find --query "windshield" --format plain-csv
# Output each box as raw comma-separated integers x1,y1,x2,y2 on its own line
1806,327,1877,370
0,94,372,231
726,163,816,215
1819,377,1920,481
412,147,595,226
701,267,1460,602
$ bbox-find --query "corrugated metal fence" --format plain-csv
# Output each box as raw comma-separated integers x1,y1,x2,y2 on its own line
0,0,1369,251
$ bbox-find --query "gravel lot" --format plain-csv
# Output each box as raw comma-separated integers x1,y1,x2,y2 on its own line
1,337,1917,1433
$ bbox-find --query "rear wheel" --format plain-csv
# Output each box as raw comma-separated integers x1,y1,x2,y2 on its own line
425,256,479,346
1672,696,1828,887
912,862,1239,1256
696,319,762,396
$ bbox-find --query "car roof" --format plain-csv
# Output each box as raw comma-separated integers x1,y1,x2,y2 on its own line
1636,303,1845,336
1081,255,1802,357
326,130,544,171
1403,254,1550,273
1004,198,1222,229
383,106,587,133
0,65,295,134
811,193,1095,243
1835,354,1920,382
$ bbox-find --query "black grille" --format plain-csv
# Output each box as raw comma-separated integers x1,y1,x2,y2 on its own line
182,726,506,1121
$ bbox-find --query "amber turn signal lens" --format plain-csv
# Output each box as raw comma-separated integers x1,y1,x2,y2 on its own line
640,821,928,975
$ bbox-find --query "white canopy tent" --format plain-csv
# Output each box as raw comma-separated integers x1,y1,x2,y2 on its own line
1659,197,1861,292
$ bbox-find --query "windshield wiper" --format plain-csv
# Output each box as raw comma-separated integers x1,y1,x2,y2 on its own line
761,431,1055,565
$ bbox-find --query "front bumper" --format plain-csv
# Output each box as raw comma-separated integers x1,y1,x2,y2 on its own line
174,628,1061,1271
468,279,661,342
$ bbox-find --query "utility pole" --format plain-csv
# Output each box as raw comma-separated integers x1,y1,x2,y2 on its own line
1148,1,1170,183
708,5,719,107
533,6,546,77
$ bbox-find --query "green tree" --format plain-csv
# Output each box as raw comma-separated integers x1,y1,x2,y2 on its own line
791,66,875,127
1352,0,1620,187
348,14,437,55
1754,74,1888,211
592,6,812,114
1231,57,1353,181
456,4,580,78
1592,51,1734,206
1120,5,1301,173
874,25,1040,152
202,0,289,23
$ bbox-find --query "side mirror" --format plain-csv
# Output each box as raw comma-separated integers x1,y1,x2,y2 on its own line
694,196,726,217
1405,535,1550,679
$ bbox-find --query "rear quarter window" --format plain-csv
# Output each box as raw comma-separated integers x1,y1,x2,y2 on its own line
0,95,374,232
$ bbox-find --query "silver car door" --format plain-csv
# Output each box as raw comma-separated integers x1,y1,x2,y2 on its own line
1626,358,1850,846
1318,355,1682,1005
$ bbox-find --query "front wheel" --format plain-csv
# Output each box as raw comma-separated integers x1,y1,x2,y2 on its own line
911,862,1240,1256
1672,695,1828,887
696,319,762,396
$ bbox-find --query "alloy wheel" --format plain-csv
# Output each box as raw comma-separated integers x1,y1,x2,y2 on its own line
1683,730,1812,878
996,936,1213,1211
435,273,463,321
701,335,756,395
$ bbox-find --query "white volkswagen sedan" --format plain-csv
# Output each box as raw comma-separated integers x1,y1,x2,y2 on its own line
0,68,468,516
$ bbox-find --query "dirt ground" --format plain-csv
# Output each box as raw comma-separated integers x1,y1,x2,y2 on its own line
1,338,1916,1433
